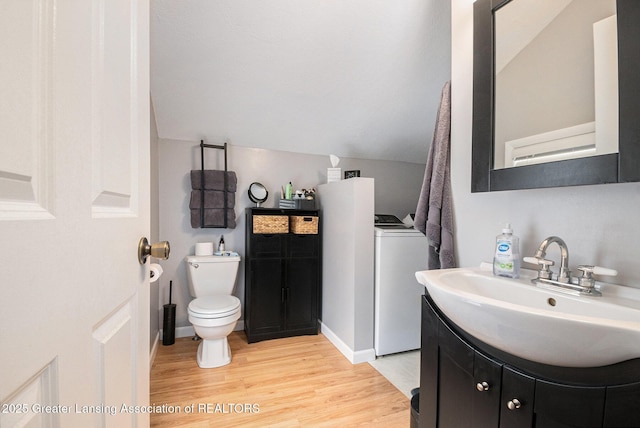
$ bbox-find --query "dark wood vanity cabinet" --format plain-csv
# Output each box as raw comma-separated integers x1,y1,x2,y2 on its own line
420,294,640,428
244,208,321,343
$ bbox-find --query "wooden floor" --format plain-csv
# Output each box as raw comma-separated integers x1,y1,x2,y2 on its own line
150,332,410,427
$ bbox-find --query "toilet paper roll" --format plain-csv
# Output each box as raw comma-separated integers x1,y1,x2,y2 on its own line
195,242,214,256
149,263,163,283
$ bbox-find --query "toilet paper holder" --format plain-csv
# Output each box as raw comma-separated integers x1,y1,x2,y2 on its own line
138,237,171,264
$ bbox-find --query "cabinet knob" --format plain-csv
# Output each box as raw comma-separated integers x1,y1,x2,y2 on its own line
476,381,490,392
507,399,522,410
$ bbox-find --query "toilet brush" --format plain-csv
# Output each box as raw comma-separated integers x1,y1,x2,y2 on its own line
162,280,176,346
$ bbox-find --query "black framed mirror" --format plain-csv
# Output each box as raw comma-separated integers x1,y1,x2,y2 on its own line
472,0,640,192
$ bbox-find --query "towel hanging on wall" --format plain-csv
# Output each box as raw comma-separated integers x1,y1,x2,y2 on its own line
189,207,236,229
189,169,237,229
414,81,455,269
191,141,237,229
189,190,235,209
190,170,237,192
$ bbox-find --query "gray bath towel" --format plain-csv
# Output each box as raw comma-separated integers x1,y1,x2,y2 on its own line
414,81,455,269
190,170,237,192
190,208,236,229
189,190,236,209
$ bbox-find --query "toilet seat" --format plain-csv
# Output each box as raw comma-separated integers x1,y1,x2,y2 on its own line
188,294,240,319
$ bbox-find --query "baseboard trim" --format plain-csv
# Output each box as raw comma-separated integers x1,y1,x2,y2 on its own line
320,322,375,364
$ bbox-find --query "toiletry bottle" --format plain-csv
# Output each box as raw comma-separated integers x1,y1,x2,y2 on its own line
285,182,293,200
493,223,520,278
218,235,225,252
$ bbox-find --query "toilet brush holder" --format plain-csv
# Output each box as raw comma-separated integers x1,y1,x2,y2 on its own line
163,303,176,346
162,280,176,346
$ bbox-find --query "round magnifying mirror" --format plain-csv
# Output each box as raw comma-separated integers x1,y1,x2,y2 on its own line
248,182,269,207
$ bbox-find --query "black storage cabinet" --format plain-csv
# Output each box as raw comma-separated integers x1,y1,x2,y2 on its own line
244,208,321,343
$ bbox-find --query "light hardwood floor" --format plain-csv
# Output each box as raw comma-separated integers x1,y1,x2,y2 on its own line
150,332,410,427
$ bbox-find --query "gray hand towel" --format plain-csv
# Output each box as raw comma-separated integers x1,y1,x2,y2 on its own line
190,208,236,229
189,190,236,209
414,81,455,269
190,170,238,192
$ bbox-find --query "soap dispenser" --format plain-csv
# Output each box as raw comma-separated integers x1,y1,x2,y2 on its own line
218,235,225,252
493,223,520,278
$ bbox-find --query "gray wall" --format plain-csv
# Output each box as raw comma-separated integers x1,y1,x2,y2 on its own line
156,139,426,332
452,0,640,288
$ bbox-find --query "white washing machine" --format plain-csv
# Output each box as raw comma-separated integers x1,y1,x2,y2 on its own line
374,215,428,356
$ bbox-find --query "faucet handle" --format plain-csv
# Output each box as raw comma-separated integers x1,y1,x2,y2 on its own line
577,265,618,277
523,256,555,267
523,256,555,279
576,265,618,289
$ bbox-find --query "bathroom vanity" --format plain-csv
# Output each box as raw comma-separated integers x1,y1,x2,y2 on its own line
244,208,321,343
420,293,640,428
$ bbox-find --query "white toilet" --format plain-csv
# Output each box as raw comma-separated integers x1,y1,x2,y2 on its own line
185,254,241,368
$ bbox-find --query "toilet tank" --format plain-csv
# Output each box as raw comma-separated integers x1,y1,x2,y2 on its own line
184,255,241,297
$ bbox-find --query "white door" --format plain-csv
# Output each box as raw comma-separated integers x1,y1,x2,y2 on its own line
0,1,150,427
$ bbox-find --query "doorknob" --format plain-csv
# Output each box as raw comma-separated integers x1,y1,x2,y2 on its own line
138,237,170,264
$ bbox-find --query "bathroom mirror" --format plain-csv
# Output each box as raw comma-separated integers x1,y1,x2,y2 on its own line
248,182,268,207
472,0,640,192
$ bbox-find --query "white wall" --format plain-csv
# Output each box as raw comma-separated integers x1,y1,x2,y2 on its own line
451,0,640,288
157,139,426,332
318,178,375,363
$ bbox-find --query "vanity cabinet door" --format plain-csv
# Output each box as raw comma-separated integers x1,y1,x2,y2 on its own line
438,317,476,427
533,380,605,428
420,296,439,428
473,352,503,427
499,367,535,428
421,294,504,428
603,382,640,428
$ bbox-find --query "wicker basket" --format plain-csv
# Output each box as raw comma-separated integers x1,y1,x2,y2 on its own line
290,215,318,234
252,215,289,234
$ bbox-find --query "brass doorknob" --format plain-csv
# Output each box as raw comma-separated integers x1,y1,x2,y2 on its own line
138,237,170,264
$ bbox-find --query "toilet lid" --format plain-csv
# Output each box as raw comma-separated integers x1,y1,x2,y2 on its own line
188,294,240,318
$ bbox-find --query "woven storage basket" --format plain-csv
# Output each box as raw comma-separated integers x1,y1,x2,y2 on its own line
253,215,289,234
290,215,318,234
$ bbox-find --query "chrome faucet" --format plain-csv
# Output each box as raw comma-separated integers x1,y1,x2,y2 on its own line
524,236,618,297
533,236,571,283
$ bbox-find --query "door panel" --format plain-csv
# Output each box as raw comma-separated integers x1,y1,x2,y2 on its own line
500,367,535,428
0,0,55,220
92,0,138,215
0,0,150,426
249,259,285,334
534,380,605,428
473,352,503,427
286,258,318,330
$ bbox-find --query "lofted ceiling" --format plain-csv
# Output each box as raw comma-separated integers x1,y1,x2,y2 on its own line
495,0,572,73
150,0,451,164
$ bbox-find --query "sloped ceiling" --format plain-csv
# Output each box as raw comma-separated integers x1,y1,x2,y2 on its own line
495,0,572,73
150,0,451,164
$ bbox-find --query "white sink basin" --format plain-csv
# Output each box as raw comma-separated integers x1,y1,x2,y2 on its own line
415,267,640,367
